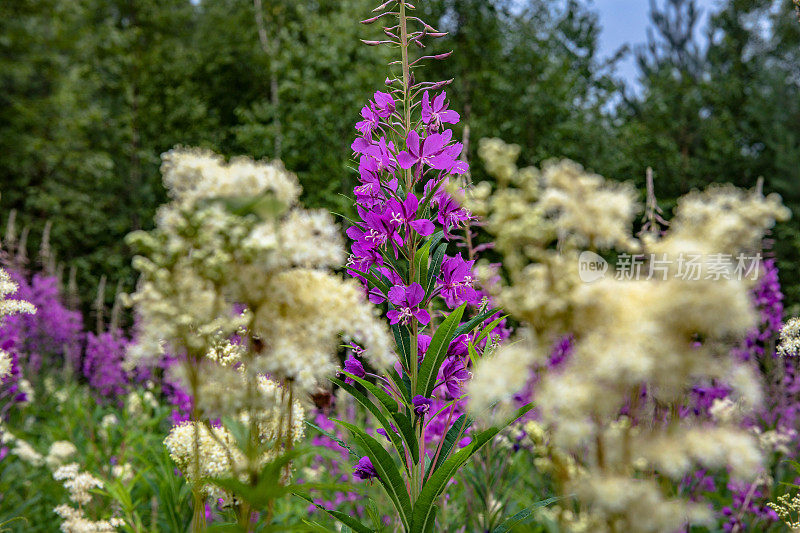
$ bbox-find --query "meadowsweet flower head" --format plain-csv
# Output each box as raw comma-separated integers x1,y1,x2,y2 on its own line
779,318,800,358
0,349,11,380
127,149,391,391
46,441,78,469
467,138,789,531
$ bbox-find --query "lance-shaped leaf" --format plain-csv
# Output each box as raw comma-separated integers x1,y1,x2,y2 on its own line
392,323,413,371
452,307,499,338
410,404,533,533
387,365,412,404
413,231,445,288
339,371,418,464
305,421,360,461
424,413,472,479
416,302,467,398
475,315,507,346
333,376,412,470
425,242,447,298
297,494,376,533
334,420,413,531
345,266,390,296
491,498,562,533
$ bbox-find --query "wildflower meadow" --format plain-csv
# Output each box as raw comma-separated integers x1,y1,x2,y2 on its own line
2,0,800,531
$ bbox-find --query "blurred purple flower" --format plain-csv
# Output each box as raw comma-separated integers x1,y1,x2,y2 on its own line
353,456,379,481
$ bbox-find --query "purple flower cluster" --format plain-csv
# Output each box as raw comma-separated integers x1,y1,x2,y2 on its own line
340,76,516,471
346,89,472,293
0,271,82,375
305,411,368,515
82,330,130,399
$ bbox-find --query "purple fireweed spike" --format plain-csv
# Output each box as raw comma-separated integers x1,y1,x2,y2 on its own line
438,254,479,308
436,194,472,237
386,283,430,326
356,105,380,138
353,456,379,481
363,137,397,174
413,395,433,417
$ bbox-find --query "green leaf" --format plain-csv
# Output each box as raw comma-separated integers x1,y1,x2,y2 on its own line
380,249,408,279
476,315,508,345
387,366,412,404
333,376,411,471
453,307,499,339
413,240,432,287
297,495,376,533
392,323,413,371
334,420,413,531
338,372,419,464
416,303,467,398
410,404,533,533
346,266,390,296
491,498,562,533
424,413,472,479
305,420,360,460
467,341,480,369
425,243,447,298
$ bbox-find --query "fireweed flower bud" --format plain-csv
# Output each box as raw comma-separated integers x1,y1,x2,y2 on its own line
353,456,378,481
413,395,432,417
343,356,366,383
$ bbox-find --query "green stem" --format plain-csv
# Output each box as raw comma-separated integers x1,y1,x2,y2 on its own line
399,0,413,191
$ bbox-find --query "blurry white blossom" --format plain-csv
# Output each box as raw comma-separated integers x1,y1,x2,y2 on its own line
466,138,790,532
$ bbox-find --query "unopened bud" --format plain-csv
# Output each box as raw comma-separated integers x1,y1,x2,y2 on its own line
373,0,397,12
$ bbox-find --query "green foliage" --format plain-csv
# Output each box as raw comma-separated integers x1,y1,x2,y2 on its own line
0,381,193,532
612,0,800,306
3,0,798,308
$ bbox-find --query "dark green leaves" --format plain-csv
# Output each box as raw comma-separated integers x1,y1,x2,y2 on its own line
410,404,533,533
425,243,447,298
491,498,562,533
424,413,472,479
334,420,413,531
416,302,467,398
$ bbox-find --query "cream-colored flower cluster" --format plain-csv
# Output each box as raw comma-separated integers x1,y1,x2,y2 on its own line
45,441,78,469
769,491,800,530
51,462,124,533
0,349,10,380
53,505,124,533
0,266,35,383
165,377,304,502
778,317,800,357
125,148,391,389
467,138,790,532
54,463,103,506
0,267,36,321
